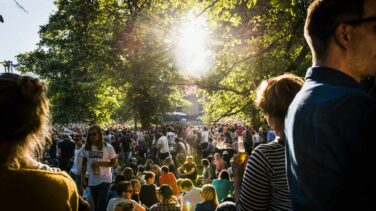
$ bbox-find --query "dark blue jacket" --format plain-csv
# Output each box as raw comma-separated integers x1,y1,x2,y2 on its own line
285,67,376,211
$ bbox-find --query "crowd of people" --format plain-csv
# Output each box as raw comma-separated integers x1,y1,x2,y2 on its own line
1,0,375,210
46,120,274,211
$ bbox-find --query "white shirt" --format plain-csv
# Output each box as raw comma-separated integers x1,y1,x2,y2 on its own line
183,187,201,211
201,131,209,143
70,147,83,175
253,134,260,145
157,136,170,153
81,143,116,186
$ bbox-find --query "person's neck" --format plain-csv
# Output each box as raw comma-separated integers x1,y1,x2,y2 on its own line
274,129,284,140
314,58,361,82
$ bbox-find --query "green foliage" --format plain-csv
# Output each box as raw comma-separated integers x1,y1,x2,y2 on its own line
16,0,314,127
17,0,128,125
17,0,186,128
196,0,312,126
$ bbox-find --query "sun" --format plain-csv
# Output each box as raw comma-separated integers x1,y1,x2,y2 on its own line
173,10,213,78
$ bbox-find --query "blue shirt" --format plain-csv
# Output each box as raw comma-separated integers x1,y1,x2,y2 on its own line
212,179,234,202
267,130,276,143
285,67,376,211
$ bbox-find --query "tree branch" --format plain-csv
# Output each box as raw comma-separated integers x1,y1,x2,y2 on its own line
285,44,310,72
196,0,220,17
212,100,252,124
215,37,281,83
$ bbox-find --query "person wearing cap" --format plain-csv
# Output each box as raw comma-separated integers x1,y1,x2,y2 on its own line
150,184,181,211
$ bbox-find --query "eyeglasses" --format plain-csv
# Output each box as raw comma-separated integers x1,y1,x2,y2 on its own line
125,189,133,193
88,133,98,137
325,16,376,38
345,16,376,26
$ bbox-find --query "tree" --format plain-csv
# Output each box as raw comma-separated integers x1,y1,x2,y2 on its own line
16,0,314,127
17,0,127,125
195,0,312,125
17,0,187,128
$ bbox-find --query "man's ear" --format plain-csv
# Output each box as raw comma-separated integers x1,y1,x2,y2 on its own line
333,24,351,50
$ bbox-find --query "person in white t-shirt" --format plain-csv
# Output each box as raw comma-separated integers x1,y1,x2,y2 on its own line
180,179,201,211
166,127,177,156
157,132,170,160
81,125,118,211
201,127,209,143
252,130,261,148
69,133,84,195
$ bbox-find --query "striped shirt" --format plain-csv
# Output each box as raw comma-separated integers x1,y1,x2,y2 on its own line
239,140,292,211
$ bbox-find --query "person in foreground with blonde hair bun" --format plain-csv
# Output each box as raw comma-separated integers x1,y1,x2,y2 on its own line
0,73,80,210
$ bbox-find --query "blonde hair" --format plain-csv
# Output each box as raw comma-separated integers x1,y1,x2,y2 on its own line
0,73,50,169
201,184,219,207
255,73,304,121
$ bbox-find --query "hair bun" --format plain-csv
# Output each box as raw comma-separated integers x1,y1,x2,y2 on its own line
16,76,45,103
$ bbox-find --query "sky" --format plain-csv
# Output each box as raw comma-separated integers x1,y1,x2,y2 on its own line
0,0,56,73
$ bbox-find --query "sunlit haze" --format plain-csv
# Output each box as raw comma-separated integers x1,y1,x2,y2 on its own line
173,10,213,78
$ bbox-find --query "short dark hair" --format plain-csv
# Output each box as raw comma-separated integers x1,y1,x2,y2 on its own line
207,155,214,163
201,159,209,167
161,166,169,173
305,0,365,60
144,171,155,181
123,167,134,181
138,165,145,173
219,170,230,180
180,179,194,189
116,181,132,195
158,184,174,199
